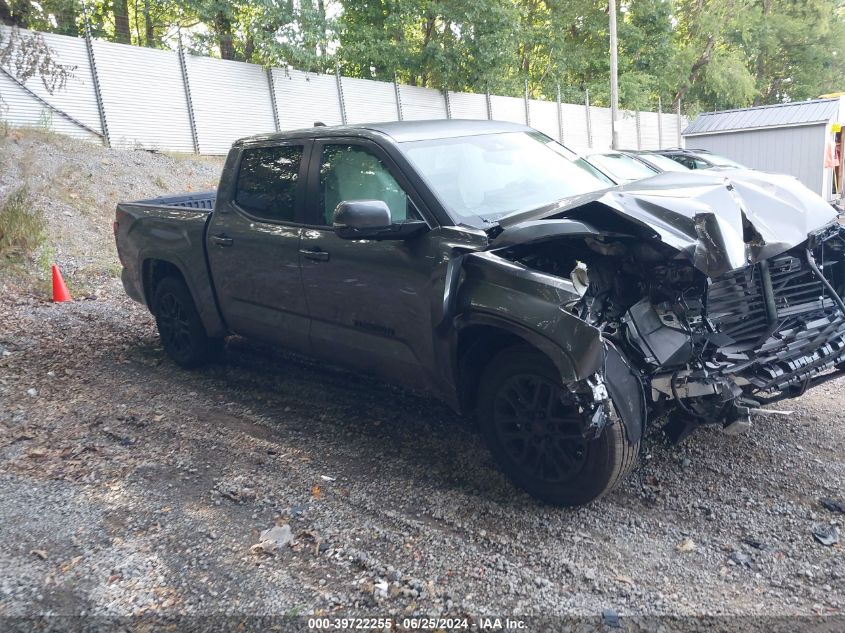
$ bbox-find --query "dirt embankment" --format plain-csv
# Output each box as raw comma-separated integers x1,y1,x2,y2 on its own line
0,128,222,294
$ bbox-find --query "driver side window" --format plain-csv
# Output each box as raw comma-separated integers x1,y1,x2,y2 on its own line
319,144,419,226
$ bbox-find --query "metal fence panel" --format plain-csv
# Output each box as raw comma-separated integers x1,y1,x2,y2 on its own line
341,76,397,124
185,54,275,154
0,71,99,140
447,91,487,119
660,112,675,148
639,111,661,149
528,99,558,139
3,27,678,157
659,112,682,148
398,84,447,120
490,95,525,124
559,103,589,148
93,39,194,152
617,111,639,149
0,27,101,141
589,106,613,149
273,68,344,130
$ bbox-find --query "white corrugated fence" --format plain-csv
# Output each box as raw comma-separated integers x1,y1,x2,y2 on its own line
0,26,687,155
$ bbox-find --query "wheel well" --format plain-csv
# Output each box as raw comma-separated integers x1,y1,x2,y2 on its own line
457,325,538,416
142,259,185,307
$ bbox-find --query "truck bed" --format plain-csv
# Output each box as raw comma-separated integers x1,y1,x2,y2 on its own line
127,191,217,210
114,190,225,338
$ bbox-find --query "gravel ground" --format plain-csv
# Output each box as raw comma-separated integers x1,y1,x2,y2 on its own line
0,130,844,623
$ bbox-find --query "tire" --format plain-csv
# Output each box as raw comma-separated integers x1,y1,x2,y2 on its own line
152,276,222,368
477,345,639,506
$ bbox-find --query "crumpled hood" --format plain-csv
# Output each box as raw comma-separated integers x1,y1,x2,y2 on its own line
496,169,838,277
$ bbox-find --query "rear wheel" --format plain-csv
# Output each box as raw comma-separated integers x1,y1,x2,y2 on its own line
477,345,638,506
153,276,222,368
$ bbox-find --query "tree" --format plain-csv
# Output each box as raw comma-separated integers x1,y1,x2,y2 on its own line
113,0,131,44
338,0,518,91
143,0,155,46
0,0,33,28
666,0,756,112
740,0,845,105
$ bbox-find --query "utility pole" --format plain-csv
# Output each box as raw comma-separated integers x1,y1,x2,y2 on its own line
609,0,620,149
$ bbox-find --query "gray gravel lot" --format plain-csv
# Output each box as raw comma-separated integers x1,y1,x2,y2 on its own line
1,282,843,619
0,129,843,622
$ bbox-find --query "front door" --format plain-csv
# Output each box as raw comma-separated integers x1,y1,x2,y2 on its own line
299,140,437,387
206,141,310,353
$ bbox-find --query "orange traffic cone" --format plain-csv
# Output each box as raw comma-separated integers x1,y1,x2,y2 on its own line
51,264,72,302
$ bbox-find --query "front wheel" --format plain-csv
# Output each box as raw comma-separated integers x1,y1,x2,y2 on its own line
477,346,639,506
153,276,222,368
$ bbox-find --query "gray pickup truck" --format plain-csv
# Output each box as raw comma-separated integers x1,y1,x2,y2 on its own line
115,119,845,506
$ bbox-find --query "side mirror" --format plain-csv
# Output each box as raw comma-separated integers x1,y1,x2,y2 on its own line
333,200,427,240
333,200,391,235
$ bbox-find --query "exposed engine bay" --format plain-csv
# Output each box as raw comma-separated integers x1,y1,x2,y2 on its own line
497,222,845,441
485,168,845,443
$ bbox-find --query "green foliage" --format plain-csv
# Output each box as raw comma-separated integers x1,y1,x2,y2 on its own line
338,0,519,90
3,0,844,113
0,187,47,262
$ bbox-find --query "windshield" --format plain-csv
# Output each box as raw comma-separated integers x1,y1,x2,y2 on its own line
586,153,656,183
639,152,690,172
399,131,609,224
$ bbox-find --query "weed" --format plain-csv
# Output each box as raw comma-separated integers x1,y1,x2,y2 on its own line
36,243,56,275
37,108,53,132
0,187,46,261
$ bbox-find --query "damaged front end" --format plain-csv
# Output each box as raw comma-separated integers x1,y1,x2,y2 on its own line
475,170,845,443
647,224,845,440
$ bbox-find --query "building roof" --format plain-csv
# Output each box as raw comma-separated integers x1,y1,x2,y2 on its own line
683,98,840,136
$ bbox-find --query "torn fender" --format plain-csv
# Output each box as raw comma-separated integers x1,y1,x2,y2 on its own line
453,251,646,443
455,250,605,382
494,170,838,278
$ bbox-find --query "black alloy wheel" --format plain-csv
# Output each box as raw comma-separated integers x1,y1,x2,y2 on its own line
157,290,193,359
477,345,640,506
153,276,222,368
491,373,589,484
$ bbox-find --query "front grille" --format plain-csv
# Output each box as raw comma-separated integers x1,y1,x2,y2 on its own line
706,250,845,391
707,265,769,349
769,255,834,318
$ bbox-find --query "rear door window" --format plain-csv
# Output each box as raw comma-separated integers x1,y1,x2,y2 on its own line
235,145,303,222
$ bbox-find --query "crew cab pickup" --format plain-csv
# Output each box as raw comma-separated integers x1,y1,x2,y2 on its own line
115,120,845,506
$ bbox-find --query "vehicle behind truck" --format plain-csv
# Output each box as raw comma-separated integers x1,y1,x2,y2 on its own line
115,120,845,506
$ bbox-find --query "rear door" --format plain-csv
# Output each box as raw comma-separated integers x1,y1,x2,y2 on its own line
206,141,311,353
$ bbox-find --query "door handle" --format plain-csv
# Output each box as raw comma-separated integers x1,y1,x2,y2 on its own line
211,234,233,247
300,248,330,262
